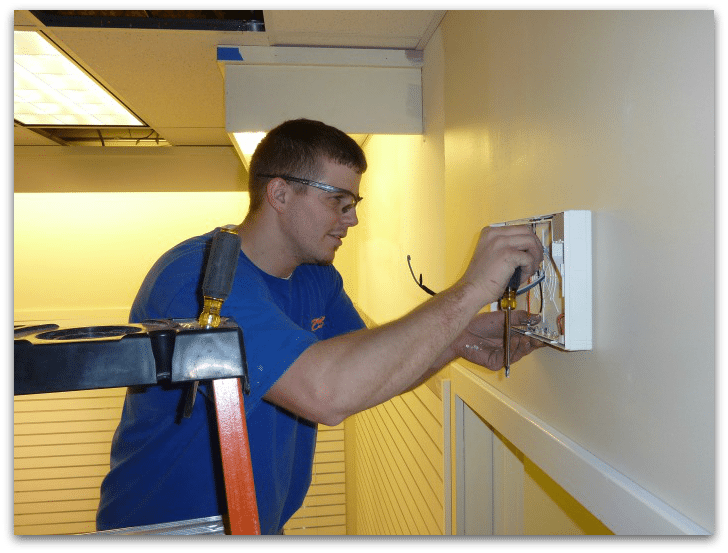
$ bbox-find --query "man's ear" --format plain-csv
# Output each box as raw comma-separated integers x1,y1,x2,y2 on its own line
266,178,288,213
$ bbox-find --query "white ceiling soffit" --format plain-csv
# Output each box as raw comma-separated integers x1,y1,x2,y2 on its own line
220,45,424,136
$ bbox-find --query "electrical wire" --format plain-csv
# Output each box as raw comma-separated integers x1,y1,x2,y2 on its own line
407,254,544,298
557,313,565,334
406,255,436,296
516,273,545,296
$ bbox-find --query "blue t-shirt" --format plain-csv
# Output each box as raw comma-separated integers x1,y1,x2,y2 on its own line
96,229,365,534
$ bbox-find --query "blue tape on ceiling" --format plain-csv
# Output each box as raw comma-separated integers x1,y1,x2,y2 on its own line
217,46,244,62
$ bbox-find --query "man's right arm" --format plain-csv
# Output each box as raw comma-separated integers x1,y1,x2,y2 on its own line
264,224,543,426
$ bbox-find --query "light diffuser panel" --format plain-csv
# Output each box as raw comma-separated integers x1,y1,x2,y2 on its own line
14,31,143,127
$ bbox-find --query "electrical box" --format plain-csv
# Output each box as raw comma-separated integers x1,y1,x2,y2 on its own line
492,210,592,351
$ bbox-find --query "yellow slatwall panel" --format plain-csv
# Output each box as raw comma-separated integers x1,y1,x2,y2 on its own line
14,388,127,536
284,423,347,535
352,384,444,535
16,390,348,536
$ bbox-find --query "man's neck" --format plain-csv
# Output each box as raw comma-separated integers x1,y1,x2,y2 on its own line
236,212,298,279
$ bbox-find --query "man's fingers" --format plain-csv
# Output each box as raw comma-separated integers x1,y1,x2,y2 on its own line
510,333,546,363
510,310,541,326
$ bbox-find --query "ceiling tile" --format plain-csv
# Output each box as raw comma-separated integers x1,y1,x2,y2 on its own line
39,28,241,130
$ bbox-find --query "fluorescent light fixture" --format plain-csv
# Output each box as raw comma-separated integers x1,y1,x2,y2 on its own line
230,131,266,170
14,30,143,127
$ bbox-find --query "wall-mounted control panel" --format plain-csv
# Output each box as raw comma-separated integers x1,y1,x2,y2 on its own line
492,210,592,351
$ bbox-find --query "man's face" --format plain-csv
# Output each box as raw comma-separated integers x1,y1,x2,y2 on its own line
282,160,362,266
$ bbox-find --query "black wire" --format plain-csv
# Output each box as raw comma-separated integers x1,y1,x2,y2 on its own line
407,254,545,298
406,255,437,296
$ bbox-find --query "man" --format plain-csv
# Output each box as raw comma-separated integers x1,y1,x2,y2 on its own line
96,118,543,534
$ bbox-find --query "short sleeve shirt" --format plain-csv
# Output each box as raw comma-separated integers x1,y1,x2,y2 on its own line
96,229,365,534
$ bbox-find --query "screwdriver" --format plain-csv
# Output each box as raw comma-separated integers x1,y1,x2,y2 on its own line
183,225,242,418
500,266,521,377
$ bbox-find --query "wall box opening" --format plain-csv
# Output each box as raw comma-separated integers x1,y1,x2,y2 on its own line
492,210,592,351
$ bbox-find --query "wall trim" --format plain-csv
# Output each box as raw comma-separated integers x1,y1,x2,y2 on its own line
447,364,709,535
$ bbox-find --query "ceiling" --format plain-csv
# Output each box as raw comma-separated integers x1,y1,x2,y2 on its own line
14,9,445,148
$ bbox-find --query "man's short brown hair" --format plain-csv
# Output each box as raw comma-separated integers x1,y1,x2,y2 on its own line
247,119,367,212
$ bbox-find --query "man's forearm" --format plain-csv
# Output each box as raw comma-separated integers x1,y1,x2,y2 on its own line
399,337,461,395
265,279,488,425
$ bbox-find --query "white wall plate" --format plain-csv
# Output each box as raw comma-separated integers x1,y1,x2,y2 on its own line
492,210,592,351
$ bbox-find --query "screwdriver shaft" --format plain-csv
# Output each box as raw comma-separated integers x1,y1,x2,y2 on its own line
505,307,511,377
502,266,521,378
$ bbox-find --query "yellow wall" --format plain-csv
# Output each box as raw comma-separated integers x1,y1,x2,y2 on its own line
343,25,449,535
14,191,249,321
342,132,450,534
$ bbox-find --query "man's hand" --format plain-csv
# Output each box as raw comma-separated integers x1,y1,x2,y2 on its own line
460,225,544,305
450,310,545,371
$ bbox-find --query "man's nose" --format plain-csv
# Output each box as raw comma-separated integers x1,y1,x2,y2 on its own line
341,206,358,227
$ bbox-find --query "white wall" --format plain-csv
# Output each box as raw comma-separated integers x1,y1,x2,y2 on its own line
441,10,714,531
